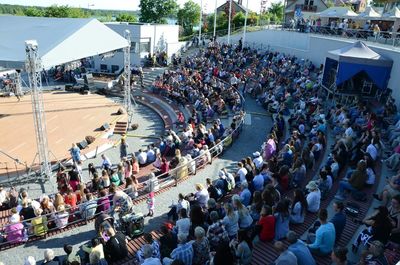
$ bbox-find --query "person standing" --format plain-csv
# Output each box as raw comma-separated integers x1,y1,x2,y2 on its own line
70,143,81,163
120,138,129,159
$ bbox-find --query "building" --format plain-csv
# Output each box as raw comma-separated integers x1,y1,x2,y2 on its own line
92,22,181,73
335,0,366,12
285,0,329,21
216,0,248,15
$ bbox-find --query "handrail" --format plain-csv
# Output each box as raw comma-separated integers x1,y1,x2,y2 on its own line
0,114,245,247
0,45,247,247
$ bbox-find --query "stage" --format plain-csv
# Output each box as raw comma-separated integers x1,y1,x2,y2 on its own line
0,91,126,177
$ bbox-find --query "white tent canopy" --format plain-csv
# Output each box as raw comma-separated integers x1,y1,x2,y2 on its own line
0,16,129,70
328,41,392,66
382,7,400,20
356,6,381,20
317,7,358,18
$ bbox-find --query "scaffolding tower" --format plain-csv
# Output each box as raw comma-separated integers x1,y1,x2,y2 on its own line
123,30,133,127
25,40,52,179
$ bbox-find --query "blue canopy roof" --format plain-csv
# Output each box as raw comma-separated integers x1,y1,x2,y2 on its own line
327,41,393,89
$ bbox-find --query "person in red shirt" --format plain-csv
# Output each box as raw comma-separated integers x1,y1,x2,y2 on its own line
255,205,275,242
64,187,77,210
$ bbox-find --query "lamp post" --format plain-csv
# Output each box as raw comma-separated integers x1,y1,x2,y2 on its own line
227,0,232,44
243,0,249,45
199,0,203,41
213,0,217,39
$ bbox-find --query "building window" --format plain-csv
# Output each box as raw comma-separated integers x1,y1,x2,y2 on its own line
111,65,119,73
130,42,138,53
100,64,108,71
304,0,309,5
309,0,314,5
140,41,150,53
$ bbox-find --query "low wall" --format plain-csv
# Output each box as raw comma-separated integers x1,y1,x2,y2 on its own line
221,30,400,104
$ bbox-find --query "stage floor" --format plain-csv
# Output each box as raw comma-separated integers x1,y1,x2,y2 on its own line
0,92,126,176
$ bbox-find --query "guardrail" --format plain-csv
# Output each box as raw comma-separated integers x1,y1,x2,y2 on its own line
182,21,400,48
0,49,247,248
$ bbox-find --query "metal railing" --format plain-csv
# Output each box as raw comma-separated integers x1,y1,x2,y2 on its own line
0,53,247,248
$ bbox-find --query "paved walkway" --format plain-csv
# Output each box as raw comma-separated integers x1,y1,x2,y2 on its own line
0,96,272,264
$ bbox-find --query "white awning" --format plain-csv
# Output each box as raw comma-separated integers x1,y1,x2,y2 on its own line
0,16,129,70
355,6,381,20
317,7,358,18
382,7,400,20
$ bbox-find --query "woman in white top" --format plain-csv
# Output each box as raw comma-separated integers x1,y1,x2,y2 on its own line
232,195,253,229
194,183,209,208
305,181,321,213
55,205,69,229
290,189,308,224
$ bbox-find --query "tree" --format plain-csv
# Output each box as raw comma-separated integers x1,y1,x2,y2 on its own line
116,13,138,22
44,5,69,17
24,7,44,17
267,3,284,22
248,12,259,26
232,11,245,28
177,0,201,36
139,0,179,23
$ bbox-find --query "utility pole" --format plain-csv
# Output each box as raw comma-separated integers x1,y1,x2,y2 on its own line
228,0,232,44
243,0,249,44
199,0,203,41
213,0,217,39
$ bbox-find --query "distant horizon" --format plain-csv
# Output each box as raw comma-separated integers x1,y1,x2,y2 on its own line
0,0,282,14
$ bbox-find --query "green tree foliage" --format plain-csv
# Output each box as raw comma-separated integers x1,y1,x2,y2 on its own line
116,13,138,22
24,7,44,16
177,0,201,36
139,0,179,23
232,11,245,27
0,4,138,19
267,3,284,22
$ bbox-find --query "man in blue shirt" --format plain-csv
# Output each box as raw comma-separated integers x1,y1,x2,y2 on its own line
287,231,316,265
330,201,346,242
239,182,251,206
253,169,264,192
162,233,193,265
307,209,336,256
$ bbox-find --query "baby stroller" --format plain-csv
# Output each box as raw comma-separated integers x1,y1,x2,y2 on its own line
120,212,145,238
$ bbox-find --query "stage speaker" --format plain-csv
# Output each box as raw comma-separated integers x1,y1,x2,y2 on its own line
100,123,110,131
77,140,88,150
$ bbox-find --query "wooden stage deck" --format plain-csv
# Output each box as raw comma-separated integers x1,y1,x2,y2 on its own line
0,92,126,176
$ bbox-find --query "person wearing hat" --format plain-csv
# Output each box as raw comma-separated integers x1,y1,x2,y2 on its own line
305,181,321,213
287,231,316,265
253,151,264,170
5,209,25,243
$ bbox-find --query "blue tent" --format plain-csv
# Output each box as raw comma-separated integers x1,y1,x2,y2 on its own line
322,41,393,90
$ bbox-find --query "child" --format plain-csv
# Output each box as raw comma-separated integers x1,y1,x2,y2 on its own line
147,192,155,217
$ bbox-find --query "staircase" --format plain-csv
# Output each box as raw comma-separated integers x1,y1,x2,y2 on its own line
114,121,128,135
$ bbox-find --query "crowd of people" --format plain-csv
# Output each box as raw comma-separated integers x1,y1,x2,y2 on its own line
0,39,399,265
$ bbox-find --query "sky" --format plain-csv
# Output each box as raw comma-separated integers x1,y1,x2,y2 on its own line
0,0,281,13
